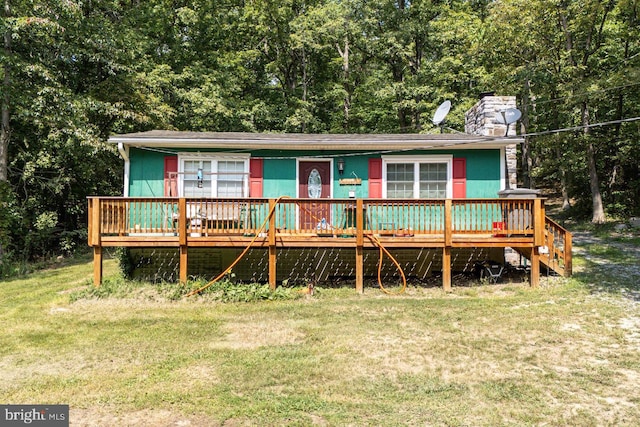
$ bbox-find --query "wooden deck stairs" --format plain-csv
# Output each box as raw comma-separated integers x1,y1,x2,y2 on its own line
512,216,572,277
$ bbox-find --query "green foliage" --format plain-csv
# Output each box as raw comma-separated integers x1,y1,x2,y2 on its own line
114,247,135,279
69,275,137,302
1,0,639,264
0,252,31,279
189,275,302,303
70,271,302,303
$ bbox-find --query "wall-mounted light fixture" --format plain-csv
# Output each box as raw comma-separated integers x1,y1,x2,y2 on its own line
337,159,345,175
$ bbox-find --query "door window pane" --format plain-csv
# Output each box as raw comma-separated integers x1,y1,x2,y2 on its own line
307,168,322,198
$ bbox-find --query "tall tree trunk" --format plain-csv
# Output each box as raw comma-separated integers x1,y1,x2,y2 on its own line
391,64,409,132
555,142,571,210
301,46,307,132
337,33,350,132
550,89,570,209
0,0,10,261
582,101,605,223
520,79,532,188
1,0,10,182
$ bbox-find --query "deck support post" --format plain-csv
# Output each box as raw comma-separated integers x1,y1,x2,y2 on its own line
179,246,188,284
93,246,103,287
530,245,540,288
443,199,452,292
178,198,188,284
355,199,364,293
89,198,103,287
442,247,451,292
564,232,572,277
268,199,277,290
530,198,544,288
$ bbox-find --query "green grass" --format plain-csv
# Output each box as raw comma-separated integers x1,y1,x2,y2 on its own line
1,240,639,426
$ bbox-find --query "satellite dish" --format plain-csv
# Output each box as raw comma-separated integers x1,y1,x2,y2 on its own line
495,108,521,124
496,108,522,136
432,100,451,133
504,108,521,124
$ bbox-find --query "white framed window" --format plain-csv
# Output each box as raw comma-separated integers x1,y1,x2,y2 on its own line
382,155,452,199
179,153,249,197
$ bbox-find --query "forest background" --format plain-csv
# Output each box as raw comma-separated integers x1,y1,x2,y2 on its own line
0,0,638,272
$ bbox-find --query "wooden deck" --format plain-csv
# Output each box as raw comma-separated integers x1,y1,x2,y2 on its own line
88,197,572,291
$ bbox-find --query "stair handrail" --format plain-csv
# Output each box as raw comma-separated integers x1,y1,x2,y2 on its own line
543,216,573,277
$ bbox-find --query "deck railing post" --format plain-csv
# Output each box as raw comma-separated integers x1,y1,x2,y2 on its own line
91,197,101,248
268,198,277,290
178,198,188,284
355,199,364,293
87,198,93,246
443,199,452,292
534,198,545,247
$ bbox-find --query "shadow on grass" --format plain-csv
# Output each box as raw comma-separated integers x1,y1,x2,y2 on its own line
0,249,106,284
309,265,531,291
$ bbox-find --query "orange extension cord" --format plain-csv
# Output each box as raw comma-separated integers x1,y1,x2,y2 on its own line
185,196,407,296
367,233,407,295
185,196,289,297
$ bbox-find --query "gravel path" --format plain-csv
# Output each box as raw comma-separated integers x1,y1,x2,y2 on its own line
571,230,640,303
572,231,640,255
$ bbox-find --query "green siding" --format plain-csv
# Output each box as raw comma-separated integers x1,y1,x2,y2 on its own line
334,157,369,198
263,159,297,197
129,148,166,197
126,148,502,199
462,150,502,198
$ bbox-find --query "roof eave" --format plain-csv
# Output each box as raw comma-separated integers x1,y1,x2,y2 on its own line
109,136,522,151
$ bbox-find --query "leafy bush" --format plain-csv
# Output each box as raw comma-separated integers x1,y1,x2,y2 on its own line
69,276,138,302
114,247,135,279
194,278,300,303
0,251,32,279
70,273,302,303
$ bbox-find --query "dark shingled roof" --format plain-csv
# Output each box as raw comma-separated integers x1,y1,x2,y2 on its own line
109,130,521,150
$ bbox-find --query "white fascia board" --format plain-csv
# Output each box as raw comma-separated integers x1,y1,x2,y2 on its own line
109,137,522,151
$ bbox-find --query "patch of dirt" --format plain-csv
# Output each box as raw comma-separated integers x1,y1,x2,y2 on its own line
71,408,218,427
209,317,305,350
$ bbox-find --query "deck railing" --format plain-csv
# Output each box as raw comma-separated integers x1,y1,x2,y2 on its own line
88,196,571,289
89,197,542,239
543,216,573,276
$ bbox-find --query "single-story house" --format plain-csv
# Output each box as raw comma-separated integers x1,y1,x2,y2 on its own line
88,95,572,291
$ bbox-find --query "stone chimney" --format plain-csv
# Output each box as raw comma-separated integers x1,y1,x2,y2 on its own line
465,94,518,188
464,94,518,137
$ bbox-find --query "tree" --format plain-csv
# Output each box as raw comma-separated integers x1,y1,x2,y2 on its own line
1,0,10,182
484,0,639,222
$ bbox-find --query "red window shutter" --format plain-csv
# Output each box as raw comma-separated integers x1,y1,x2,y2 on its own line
249,158,264,197
164,156,178,196
452,158,466,198
368,158,383,198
